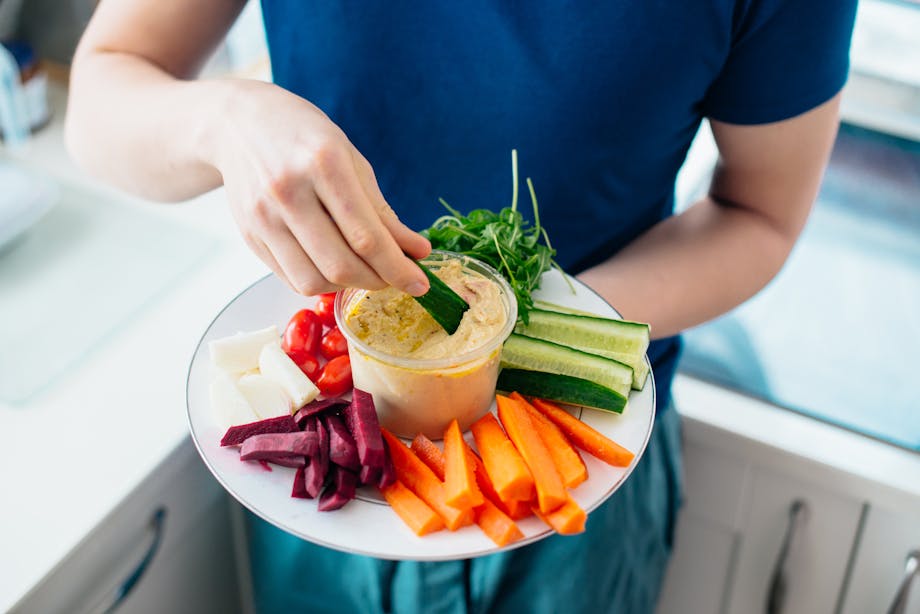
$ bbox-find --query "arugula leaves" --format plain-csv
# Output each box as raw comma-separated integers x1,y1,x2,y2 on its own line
422,151,569,324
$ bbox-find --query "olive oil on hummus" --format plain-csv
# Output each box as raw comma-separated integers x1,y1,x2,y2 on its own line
346,260,506,359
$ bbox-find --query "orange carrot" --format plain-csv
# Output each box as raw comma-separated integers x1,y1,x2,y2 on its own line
495,395,567,514
409,431,522,546
530,398,635,467
470,412,535,502
411,433,445,480
380,428,473,531
379,480,445,536
466,444,533,520
533,495,586,535
444,419,484,509
475,499,525,546
510,392,588,489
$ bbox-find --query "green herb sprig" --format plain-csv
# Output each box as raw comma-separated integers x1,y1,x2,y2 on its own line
422,150,572,324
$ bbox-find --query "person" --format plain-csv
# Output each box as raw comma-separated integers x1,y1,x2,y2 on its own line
65,1,857,612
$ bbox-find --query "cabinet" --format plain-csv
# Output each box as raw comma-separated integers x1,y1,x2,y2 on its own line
841,503,920,614
12,438,242,614
659,414,877,614
725,469,863,614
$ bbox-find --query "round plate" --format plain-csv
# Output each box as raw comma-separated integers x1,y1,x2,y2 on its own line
186,270,655,560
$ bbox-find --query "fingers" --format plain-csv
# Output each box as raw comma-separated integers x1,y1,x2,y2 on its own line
309,147,430,296
353,155,432,261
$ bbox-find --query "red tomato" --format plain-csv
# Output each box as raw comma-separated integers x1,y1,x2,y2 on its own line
320,326,348,360
316,355,352,397
315,292,337,328
282,309,323,356
286,348,320,381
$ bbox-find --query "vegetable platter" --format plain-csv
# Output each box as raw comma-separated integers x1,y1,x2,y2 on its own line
186,270,655,561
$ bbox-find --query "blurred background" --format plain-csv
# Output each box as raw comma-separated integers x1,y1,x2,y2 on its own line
1,1,918,613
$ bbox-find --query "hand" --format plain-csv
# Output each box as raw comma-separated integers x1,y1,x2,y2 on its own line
207,80,431,296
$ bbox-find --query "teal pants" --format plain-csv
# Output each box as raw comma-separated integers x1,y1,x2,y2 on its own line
245,407,683,613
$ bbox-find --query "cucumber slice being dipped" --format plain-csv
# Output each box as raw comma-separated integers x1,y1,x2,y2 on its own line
412,261,470,335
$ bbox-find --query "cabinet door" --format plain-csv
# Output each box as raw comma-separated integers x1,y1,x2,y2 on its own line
726,468,863,614
13,438,242,614
841,504,920,614
658,439,749,614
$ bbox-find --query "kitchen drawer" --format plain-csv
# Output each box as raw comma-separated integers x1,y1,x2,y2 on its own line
726,467,863,614
841,502,920,614
12,437,242,614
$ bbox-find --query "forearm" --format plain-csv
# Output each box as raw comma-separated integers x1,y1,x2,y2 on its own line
65,49,225,201
577,195,801,339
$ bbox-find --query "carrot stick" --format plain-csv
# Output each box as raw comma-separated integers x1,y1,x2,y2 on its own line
410,432,523,545
379,479,445,536
530,398,635,467
533,495,586,535
444,419,484,509
495,395,567,514
475,499,525,546
465,443,533,520
510,392,588,489
411,433,445,480
470,412,535,502
380,428,473,530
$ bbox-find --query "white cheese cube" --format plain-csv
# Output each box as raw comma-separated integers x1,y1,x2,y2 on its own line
258,342,319,408
209,370,259,430
236,373,293,419
209,326,280,374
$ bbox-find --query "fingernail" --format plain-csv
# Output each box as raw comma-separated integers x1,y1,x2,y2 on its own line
407,281,428,297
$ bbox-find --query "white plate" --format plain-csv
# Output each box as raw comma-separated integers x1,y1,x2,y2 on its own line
186,270,655,561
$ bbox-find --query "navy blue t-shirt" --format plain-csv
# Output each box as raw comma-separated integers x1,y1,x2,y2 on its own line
260,1,856,413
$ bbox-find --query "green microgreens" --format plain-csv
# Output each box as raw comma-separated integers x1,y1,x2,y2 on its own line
422,150,572,325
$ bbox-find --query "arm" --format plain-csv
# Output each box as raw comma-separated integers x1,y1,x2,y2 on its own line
578,94,841,339
66,0,430,296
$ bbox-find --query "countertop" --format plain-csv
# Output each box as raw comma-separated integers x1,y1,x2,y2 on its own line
0,84,267,612
3,83,920,613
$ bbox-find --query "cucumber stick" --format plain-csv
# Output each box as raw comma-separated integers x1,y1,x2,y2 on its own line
501,333,633,398
412,262,469,335
497,368,627,414
515,308,650,390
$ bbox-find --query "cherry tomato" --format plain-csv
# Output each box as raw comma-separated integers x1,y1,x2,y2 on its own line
320,326,348,360
315,292,337,328
316,355,352,397
286,348,320,381
282,309,323,356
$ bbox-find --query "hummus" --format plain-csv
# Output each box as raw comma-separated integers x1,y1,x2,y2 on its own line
345,259,507,359
337,255,515,439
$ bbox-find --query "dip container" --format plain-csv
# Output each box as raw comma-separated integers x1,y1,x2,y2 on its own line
335,251,517,439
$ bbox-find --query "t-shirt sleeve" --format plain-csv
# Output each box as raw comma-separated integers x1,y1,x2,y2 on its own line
701,0,858,125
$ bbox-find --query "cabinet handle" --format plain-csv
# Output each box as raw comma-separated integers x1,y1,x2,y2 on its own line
87,506,167,614
887,549,920,614
766,499,809,614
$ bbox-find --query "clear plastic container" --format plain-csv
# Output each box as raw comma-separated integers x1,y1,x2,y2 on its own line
335,251,517,439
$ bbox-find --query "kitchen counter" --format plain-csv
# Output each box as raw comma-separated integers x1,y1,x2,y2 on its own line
0,84,267,612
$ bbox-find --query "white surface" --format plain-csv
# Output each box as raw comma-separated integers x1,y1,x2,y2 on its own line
0,162,56,250
0,83,267,613
674,375,920,512
187,270,656,560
